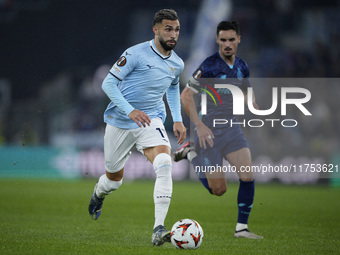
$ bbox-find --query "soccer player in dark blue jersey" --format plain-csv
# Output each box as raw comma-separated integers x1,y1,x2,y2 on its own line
174,21,262,239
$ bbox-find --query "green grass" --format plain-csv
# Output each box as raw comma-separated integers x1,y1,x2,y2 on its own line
0,179,339,254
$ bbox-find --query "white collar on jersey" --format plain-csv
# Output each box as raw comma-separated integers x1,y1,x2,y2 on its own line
150,40,172,60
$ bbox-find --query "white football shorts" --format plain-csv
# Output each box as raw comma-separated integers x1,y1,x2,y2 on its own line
104,117,171,173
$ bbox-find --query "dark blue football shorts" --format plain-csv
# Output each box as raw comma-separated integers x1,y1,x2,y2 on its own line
193,123,248,169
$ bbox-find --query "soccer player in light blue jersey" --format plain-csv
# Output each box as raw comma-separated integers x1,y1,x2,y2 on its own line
88,9,186,246
174,21,262,239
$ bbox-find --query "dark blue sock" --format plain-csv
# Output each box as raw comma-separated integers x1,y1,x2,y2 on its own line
192,157,212,194
237,179,255,224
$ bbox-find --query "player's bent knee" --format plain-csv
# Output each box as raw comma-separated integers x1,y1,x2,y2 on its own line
153,153,172,177
211,185,227,196
212,188,226,196
209,178,227,196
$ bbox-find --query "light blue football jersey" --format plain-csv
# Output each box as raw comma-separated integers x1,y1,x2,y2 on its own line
103,39,184,129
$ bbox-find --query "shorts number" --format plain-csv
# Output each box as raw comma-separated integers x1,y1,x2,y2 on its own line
156,128,164,138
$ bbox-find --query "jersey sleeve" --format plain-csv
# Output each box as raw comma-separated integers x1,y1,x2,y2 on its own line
240,62,251,90
166,83,182,122
102,73,134,116
186,60,210,94
171,76,180,85
109,49,138,81
186,77,202,94
192,61,210,79
167,58,184,122
171,57,184,85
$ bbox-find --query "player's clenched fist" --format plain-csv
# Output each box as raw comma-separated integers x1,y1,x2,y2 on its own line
128,109,151,127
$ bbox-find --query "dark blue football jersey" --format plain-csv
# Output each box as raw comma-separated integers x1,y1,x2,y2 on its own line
192,52,251,127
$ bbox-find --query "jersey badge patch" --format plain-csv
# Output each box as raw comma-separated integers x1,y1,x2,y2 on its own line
117,56,127,67
193,70,202,79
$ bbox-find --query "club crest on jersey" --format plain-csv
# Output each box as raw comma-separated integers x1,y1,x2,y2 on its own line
169,66,177,75
117,56,127,67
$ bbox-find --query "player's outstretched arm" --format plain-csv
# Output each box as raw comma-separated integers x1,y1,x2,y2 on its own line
244,89,259,110
102,73,135,115
166,82,187,144
102,74,151,128
180,86,214,149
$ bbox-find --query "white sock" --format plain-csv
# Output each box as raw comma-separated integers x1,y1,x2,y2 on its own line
236,223,248,232
153,153,172,229
187,151,197,162
96,174,123,199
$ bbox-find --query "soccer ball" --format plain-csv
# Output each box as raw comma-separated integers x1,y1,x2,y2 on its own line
170,219,204,249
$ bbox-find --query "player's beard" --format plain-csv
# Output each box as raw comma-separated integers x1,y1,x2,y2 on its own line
223,47,233,58
159,37,177,51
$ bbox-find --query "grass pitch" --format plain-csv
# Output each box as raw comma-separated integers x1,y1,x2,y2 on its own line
0,179,339,254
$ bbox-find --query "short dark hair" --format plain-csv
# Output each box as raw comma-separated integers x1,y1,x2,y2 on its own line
153,9,179,26
216,21,240,36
